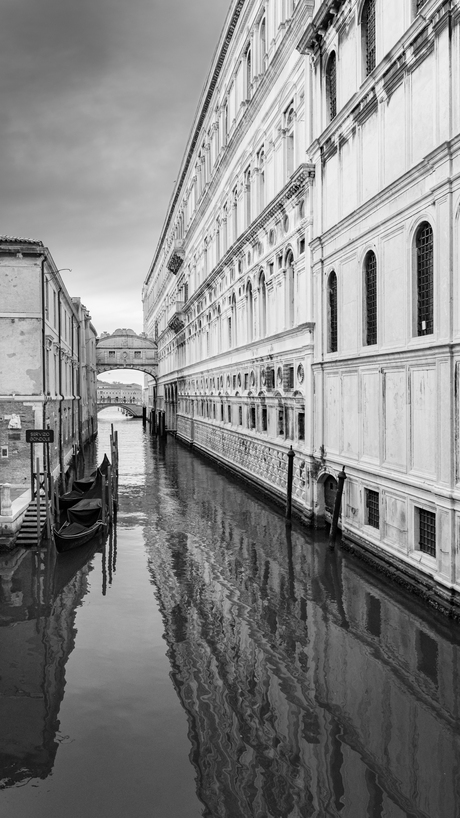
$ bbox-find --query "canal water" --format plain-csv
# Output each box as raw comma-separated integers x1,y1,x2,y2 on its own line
1,411,459,818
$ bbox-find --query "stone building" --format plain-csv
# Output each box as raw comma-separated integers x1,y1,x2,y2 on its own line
142,0,460,608
0,237,98,492
97,380,142,404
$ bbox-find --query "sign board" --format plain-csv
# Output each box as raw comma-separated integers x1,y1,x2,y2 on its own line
26,429,54,444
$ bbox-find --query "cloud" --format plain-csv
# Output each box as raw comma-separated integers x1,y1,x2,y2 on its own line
0,0,230,335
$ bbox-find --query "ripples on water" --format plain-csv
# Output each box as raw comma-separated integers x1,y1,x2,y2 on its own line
1,411,459,817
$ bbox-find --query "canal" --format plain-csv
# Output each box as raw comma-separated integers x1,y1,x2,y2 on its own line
1,412,459,817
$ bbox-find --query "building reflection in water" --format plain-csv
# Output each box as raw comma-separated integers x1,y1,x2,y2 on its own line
0,531,116,789
145,442,460,818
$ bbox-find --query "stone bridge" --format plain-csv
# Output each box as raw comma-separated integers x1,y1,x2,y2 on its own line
97,402,144,418
96,328,157,379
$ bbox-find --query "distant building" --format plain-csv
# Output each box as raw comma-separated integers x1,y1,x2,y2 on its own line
0,237,98,488
97,380,142,404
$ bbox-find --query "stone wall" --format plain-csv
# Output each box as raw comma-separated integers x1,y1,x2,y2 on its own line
177,414,311,520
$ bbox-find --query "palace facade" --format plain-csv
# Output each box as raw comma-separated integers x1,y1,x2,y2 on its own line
142,0,460,610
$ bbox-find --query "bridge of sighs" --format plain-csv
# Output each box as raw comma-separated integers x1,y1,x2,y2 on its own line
96,328,157,380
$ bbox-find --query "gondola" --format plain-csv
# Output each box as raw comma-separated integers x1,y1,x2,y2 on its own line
73,454,111,493
67,497,102,528
58,486,85,510
53,520,106,554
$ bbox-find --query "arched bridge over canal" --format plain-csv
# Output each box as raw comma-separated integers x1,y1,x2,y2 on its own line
96,328,157,379
97,402,144,418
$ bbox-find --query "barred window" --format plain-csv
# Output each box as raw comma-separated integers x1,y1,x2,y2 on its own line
416,222,433,336
278,408,284,436
364,251,377,345
238,406,243,425
417,507,436,557
365,489,380,529
328,271,338,353
326,51,337,121
298,412,305,441
261,405,267,431
362,0,376,77
415,0,426,11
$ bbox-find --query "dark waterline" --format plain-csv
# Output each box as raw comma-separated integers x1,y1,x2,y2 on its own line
1,412,459,817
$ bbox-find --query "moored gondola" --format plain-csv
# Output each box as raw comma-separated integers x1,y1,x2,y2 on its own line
67,498,102,528
53,520,106,554
58,487,85,510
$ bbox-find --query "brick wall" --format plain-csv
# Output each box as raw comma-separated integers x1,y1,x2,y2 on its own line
0,401,36,486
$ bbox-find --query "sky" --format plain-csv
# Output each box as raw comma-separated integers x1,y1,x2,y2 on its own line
0,0,231,383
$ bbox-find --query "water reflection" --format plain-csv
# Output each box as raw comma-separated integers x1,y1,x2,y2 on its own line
143,440,460,818
0,536,111,789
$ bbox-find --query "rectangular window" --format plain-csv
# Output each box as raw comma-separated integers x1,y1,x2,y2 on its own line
232,374,236,390
278,408,284,436
238,406,243,425
134,351,141,359
109,351,115,359
365,489,380,529
298,412,305,441
220,403,224,421
244,373,249,390
266,368,275,390
250,406,256,429
261,405,267,431
417,507,436,557
227,404,232,423
299,238,305,254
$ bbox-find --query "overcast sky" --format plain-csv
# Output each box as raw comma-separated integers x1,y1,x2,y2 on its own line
0,0,230,383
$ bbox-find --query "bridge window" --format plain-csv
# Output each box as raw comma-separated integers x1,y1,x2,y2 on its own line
134,351,141,359
109,351,115,359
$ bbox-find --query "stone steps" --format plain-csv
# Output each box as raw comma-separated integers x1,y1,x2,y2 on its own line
15,500,49,548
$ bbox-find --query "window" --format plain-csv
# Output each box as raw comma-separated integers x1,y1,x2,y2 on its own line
134,351,141,359
245,45,252,100
250,406,256,429
109,351,115,359
328,271,338,352
278,408,285,436
257,148,265,212
286,252,295,328
261,405,267,431
246,282,253,343
244,167,252,227
259,18,267,72
362,0,376,77
417,507,436,557
233,186,239,241
259,271,267,337
326,51,337,121
365,489,380,528
298,412,305,441
227,404,232,423
244,372,249,390
285,105,295,178
416,222,433,336
238,405,243,425
364,251,377,345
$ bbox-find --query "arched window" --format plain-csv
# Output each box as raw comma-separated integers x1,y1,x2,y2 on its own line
285,105,295,179
259,18,266,72
415,222,434,336
246,281,253,342
231,293,237,348
326,52,337,122
245,45,252,100
286,251,295,328
257,148,265,213
362,0,376,77
364,251,377,345
259,271,267,337
244,167,252,228
328,271,338,352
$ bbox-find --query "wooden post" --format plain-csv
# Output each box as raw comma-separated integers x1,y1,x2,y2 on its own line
107,465,113,522
30,443,35,499
285,446,294,524
142,405,147,425
101,477,106,525
329,467,347,548
44,470,51,539
36,457,41,543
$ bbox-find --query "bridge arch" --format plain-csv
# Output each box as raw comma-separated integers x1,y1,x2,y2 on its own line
96,402,144,417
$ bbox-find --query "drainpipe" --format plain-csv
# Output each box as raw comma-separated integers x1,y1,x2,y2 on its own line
40,257,47,428
57,287,64,478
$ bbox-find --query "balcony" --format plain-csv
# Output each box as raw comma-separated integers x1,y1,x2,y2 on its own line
167,300,185,333
166,240,185,275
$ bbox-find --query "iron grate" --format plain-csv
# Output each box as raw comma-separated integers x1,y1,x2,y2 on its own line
328,272,338,352
365,251,377,345
326,52,337,120
416,223,433,336
364,0,376,76
419,508,436,557
366,489,380,529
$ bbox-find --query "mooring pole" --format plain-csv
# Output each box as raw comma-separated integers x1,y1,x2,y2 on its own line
36,457,41,543
329,467,347,548
285,446,295,524
142,405,147,425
